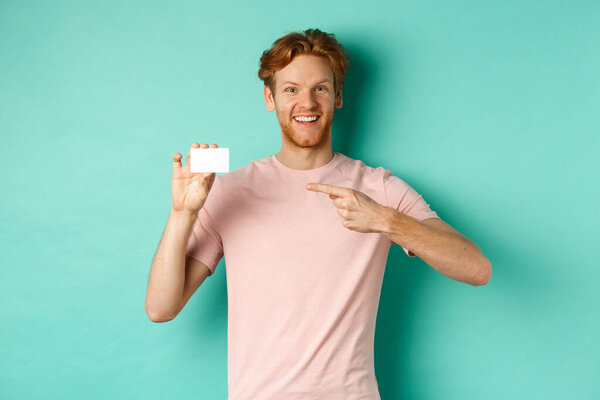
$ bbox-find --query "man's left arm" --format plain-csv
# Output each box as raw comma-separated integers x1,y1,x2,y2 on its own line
377,207,492,286
305,182,492,287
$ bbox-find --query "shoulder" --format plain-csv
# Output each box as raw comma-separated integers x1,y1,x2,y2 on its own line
336,152,388,178
333,153,394,205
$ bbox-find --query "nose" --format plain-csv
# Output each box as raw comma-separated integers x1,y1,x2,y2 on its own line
298,88,318,109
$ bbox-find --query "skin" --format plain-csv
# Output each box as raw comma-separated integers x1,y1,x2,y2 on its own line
146,142,219,322
265,54,491,286
172,143,218,215
147,50,491,324
306,182,492,286
263,54,342,170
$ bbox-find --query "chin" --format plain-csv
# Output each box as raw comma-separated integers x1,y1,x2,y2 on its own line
292,130,329,148
278,115,333,148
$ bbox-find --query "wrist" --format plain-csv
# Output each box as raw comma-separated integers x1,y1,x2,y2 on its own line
378,206,408,237
374,206,396,234
170,206,200,222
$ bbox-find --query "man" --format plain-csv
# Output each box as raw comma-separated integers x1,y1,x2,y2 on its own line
145,28,491,399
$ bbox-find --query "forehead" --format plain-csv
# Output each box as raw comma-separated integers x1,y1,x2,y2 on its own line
274,54,334,86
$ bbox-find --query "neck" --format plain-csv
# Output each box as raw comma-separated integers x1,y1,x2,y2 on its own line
274,148,334,170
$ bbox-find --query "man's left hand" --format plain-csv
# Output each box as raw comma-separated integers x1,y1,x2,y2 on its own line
306,182,389,234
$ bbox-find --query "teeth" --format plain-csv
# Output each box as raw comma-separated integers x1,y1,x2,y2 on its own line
294,115,318,122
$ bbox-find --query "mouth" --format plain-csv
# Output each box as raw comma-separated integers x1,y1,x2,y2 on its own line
293,114,321,127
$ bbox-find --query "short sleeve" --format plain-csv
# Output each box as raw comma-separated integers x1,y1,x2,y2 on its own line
185,178,224,276
383,169,440,257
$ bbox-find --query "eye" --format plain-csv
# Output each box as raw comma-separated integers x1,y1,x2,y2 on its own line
285,88,297,93
315,86,326,92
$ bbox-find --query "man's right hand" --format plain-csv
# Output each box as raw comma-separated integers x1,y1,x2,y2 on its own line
172,143,218,215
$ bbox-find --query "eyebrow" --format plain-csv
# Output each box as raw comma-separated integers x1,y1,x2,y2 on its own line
281,79,331,86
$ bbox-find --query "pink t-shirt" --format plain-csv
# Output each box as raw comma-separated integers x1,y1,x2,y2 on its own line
186,152,439,399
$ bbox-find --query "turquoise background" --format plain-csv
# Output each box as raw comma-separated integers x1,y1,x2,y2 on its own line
1,1,598,399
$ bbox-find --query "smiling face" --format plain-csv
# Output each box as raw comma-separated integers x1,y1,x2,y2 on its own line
264,54,343,150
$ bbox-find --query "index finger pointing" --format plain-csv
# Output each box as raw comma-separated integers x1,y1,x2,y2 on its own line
306,183,348,197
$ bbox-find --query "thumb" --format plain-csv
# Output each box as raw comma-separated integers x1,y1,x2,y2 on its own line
173,152,183,168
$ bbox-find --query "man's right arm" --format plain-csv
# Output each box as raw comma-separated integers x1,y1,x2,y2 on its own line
144,207,210,322
145,142,219,322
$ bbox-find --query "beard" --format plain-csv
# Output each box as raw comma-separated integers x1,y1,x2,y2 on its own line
277,111,333,149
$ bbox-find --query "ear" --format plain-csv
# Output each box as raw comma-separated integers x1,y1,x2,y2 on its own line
264,85,275,112
334,85,343,108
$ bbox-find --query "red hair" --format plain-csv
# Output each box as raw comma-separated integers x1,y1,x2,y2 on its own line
258,28,351,96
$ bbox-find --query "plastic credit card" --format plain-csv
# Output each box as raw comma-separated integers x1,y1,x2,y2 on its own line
190,147,229,173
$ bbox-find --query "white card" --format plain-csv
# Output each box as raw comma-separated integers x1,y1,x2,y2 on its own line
190,148,229,173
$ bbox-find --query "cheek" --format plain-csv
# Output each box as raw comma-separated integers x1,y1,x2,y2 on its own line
320,98,334,110
275,105,291,118
279,104,293,115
